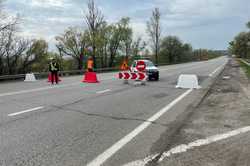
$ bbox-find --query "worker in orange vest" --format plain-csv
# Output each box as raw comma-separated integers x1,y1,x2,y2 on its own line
87,56,94,72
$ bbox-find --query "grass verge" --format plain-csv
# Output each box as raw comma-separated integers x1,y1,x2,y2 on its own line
239,59,250,78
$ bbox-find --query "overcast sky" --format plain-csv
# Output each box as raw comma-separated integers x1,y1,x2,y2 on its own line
3,0,250,51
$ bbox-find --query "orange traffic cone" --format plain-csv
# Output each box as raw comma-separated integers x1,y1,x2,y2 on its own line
82,72,99,83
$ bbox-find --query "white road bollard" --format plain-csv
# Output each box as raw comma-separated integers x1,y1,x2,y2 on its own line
24,73,37,82
176,74,201,89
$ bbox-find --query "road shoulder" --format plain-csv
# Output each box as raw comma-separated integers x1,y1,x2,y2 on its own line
157,58,250,166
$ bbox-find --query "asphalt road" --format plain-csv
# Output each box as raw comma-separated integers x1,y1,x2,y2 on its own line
0,57,228,166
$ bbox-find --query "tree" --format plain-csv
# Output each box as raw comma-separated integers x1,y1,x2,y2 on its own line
229,21,250,58
0,27,29,74
147,8,161,65
94,21,109,68
131,37,146,57
20,39,48,73
108,18,131,67
181,43,193,62
160,36,183,64
55,27,88,70
119,17,133,59
230,32,250,58
85,0,104,68
247,21,250,29
0,0,18,33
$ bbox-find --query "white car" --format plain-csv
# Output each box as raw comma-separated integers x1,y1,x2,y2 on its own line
131,60,159,81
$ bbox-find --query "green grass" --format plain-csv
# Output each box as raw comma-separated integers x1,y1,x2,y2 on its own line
239,60,250,78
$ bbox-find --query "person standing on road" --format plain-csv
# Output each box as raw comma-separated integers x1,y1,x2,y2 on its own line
49,58,60,85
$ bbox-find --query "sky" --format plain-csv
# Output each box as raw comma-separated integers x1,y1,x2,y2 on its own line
3,0,250,51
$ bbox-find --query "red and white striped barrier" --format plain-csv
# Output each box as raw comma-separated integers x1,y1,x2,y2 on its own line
118,72,147,81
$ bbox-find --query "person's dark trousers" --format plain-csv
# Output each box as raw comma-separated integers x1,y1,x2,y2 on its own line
88,68,93,72
51,71,58,84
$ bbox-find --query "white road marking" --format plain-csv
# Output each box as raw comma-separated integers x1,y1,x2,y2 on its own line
0,76,114,98
124,126,250,166
86,89,193,166
8,106,44,117
209,66,222,77
0,82,79,97
209,60,228,77
96,89,111,94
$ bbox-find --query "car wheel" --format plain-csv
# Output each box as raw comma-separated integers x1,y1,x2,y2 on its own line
155,74,159,81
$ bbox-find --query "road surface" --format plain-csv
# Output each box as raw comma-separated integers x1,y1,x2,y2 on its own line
0,57,227,166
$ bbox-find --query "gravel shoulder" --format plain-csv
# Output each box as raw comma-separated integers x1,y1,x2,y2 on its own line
157,58,250,166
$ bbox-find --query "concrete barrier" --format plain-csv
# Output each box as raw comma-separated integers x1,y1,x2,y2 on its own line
24,73,37,82
176,74,201,89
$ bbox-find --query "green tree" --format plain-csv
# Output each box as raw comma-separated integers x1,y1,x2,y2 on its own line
229,21,250,58
21,39,48,73
55,27,88,70
108,18,131,67
119,17,133,59
230,32,250,58
247,21,250,29
160,36,183,64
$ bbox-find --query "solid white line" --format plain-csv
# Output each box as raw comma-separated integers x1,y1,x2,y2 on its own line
209,66,222,77
158,125,250,162
86,89,193,166
124,126,250,166
96,89,111,94
8,106,44,117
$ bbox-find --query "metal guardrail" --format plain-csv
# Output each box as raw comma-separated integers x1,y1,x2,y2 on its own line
240,59,250,66
0,61,206,82
0,67,119,81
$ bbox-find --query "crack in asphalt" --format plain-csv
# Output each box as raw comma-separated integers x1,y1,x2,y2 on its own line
51,105,169,127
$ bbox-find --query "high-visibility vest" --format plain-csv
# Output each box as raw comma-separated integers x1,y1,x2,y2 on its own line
87,60,94,69
50,62,58,71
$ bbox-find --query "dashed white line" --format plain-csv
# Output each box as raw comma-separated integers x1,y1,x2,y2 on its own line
0,82,80,98
8,106,44,117
0,76,114,98
87,89,193,166
96,89,111,94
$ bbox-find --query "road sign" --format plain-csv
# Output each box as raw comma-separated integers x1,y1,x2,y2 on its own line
136,61,146,72
118,72,146,81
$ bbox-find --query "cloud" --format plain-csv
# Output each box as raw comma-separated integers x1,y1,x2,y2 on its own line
3,0,250,50
29,0,73,9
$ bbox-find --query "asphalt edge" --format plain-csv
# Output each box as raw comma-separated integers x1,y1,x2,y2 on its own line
146,59,229,166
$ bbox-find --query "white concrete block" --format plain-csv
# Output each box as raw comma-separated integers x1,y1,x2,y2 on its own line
176,74,201,89
24,73,37,82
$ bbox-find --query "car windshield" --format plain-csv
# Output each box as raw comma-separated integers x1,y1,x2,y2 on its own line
146,61,155,67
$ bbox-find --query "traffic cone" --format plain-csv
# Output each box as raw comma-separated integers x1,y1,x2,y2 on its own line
47,73,61,82
82,72,99,83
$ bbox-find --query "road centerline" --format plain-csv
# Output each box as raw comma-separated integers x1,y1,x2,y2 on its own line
8,106,44,117
87,89,193,166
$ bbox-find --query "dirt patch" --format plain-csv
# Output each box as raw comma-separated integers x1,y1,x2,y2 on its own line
153,59,250,166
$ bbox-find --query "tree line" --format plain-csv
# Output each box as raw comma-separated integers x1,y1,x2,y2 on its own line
0,0,223,76
229,21,250,59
